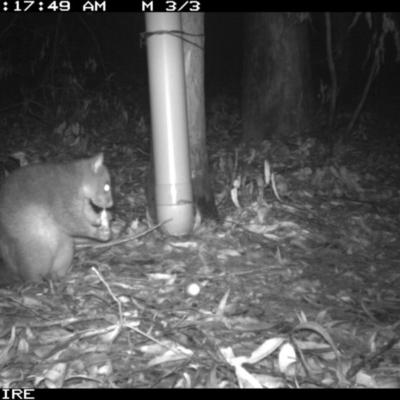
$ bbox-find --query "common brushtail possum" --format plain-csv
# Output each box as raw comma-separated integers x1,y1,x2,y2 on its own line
0,153,113,282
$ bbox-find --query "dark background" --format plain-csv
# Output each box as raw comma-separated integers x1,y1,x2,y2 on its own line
0,13,399,114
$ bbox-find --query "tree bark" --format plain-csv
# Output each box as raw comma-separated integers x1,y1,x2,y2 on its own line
182,13,218,221
242,12,314,142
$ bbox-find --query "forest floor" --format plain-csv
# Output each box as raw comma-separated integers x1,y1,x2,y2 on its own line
1,92,400,388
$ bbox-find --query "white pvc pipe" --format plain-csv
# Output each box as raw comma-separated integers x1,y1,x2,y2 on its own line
145,13,194,235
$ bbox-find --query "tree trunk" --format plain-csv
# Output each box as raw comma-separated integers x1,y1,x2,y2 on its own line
242,12,314,142
331,12,353,106
182,13,218,221
147,13,218,224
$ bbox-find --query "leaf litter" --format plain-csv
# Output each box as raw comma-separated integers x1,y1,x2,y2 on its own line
1,97,400,388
